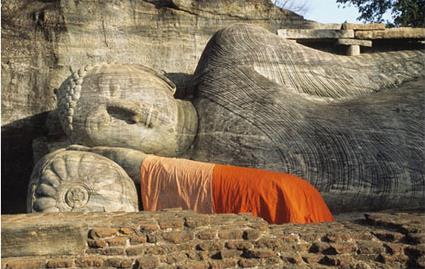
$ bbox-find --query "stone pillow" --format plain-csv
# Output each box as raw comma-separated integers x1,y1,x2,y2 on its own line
27,149,138,213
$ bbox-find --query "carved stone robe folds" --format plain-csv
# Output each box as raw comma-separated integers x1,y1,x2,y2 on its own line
190,23,425,212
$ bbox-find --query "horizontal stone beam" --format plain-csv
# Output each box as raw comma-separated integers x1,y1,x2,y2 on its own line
278,29,354,39
337,38,372,47
355,27,425,39
308,22,342,30
342,23,385,31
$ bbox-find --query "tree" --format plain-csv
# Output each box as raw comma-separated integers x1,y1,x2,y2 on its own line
273,0,310,15
336,0,425,27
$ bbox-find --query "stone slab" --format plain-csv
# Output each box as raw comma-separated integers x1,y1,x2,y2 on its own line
278,29,354,39
337,38,372,47
1,221,86,258
355,27,425,39
308,22,342,30
342,23,385,31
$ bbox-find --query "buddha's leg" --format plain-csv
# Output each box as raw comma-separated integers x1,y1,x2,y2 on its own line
195,23,425,100
192,24,425,212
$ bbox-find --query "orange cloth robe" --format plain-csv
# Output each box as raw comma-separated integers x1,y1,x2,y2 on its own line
140,156,334,224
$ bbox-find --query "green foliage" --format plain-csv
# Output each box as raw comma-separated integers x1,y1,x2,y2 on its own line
336,0,425,27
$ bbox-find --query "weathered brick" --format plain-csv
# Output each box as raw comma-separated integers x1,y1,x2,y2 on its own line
103,247,125,256
163,252,188,264
264,256,281,266
243,229,261,240
225,240,253,250
405,244,425,257
87,239,107,248
85,248,104,255
106,236,128,246
244,248,275,258
302,253,324,264
46,258,74,268
357,240,385,255
186,250,204,261
281,233,301,243
373,231,404,242
184,216,211,228
406,233,425,244
106,258,133,268
130,235,147,245
219,249,243,259
144,245,167,255
376,253,408,264
278,242,309,253
353,232,375,241
322,232,352,243
2,258,46,269
300,232,325,242
197,240,224,251
119,227,136,235
126,245,145,256
158,217,184,229
197,229,217,240
254,238,282,250
309,242,332,253
282,253,304,265
384,243,404,255
319,254,352,267
209,258,238,269
135,255,160,269
218,229,243,240
177,260,209,269
75,256,104,268
146,233,158,243
331,242,357,254
162,231,194,244
89,228,118,238
238,258,259,268
139,221,159,232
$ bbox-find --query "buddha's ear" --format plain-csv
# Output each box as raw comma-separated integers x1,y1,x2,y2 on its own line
159,72,195,99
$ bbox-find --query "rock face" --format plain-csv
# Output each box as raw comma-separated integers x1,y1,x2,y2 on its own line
2,210,425,268
1,0,310,213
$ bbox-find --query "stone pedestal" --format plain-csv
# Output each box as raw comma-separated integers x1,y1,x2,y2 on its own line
347,45,360,56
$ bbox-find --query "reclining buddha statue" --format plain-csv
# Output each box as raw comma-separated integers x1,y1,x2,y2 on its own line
27,24,425,218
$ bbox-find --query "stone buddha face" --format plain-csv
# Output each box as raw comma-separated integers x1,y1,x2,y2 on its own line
56,63,197,156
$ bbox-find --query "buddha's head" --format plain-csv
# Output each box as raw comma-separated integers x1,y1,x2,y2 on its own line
56,63,197,156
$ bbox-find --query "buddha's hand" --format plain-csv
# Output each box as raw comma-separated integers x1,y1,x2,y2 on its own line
66,144,147,184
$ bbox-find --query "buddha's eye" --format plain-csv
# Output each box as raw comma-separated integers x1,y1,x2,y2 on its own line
106,105,138,124
106,104,153,128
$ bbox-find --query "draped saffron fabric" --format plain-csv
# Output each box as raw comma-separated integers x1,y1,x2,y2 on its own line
211,164,334,224
140,155,215,213
140,156,334,224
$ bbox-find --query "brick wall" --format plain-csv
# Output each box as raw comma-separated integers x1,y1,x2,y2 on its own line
2,210,425,269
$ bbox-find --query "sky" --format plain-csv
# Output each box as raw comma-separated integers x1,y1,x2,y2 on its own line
298,0,393,24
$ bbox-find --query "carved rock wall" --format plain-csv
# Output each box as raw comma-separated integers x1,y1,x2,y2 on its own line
2,210,425,269
1,0,312,213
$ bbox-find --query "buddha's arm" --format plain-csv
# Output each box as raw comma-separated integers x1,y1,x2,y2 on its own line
67,145,147,184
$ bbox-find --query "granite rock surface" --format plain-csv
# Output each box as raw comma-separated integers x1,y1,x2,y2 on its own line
1,0,311,213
